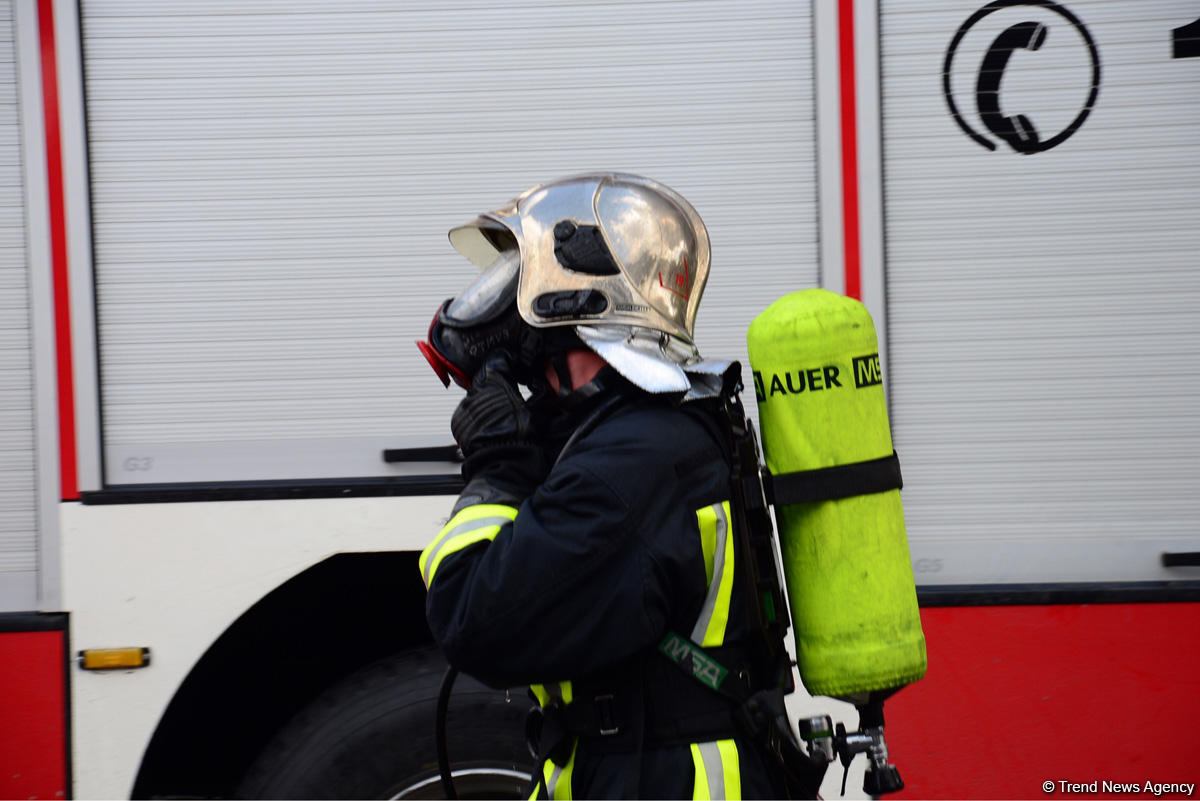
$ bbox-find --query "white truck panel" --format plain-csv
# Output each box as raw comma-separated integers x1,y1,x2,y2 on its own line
880,0,1200,585
80,0,820,485
62,493,445,799
0,0,39,611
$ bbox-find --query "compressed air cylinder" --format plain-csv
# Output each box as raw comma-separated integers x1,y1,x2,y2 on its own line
747,289,926,699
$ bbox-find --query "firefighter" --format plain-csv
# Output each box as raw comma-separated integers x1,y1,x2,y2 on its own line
417,174,821,799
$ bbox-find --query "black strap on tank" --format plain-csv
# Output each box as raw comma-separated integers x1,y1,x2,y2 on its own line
765,451,902,505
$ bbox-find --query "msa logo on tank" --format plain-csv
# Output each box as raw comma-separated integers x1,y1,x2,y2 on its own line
943,1,1101,154
753,353,881,402
852,354,882,388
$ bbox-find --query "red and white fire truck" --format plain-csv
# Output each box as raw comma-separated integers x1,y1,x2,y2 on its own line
3,0,1198,798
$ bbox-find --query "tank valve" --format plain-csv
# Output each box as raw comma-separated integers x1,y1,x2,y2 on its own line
798,715,836,764
798,703,905,797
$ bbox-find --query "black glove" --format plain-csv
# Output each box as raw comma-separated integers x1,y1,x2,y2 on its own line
451,353,535,455
450,353,547,505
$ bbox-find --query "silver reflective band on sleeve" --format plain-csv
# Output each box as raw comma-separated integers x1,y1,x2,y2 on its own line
419,504,518,586
691,501,734,647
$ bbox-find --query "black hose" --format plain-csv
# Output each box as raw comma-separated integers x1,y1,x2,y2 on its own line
436,665,459,799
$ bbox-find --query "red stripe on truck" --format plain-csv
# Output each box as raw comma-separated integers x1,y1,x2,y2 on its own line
838,0,861,301
37,0,77,500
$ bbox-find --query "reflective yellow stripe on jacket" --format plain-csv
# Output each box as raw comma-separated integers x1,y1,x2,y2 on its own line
419,504,518,587
693,501,735,648
690,502,741,798
529,739,577,800
690,739,742,800
529,681,575,800
530,680,574,708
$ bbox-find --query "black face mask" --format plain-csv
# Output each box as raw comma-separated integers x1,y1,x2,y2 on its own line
417,295,594,396
416,249,528,388
416,247,594,391
417,300,539,389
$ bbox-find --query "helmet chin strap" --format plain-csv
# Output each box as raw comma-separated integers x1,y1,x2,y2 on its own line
550,352,575,401
564,368,614,407
543,347,618,410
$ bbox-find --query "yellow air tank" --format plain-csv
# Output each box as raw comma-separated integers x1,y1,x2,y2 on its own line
747,288,926,699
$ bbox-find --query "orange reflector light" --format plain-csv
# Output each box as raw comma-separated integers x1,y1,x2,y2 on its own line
79,647,151,670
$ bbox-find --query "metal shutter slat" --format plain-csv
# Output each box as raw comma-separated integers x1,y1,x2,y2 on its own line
0,0,37,609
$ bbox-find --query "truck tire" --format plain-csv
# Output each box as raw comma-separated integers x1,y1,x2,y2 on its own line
236,647,533,799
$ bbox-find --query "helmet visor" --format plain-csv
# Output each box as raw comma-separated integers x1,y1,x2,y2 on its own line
443,249,520,327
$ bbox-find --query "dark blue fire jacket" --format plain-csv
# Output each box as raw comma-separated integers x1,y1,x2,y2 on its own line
421,389,788,799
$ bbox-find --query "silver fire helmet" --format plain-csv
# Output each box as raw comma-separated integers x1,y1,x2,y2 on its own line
446,172,726,394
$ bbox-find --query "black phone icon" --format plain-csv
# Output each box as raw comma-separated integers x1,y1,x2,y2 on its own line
976,21,1048,154
944,1,1101,155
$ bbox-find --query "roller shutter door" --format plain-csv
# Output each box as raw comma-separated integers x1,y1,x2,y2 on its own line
0,0,38,610
881,2,1200,584
80,0,817,485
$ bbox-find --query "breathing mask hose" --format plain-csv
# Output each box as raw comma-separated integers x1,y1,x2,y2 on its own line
436,665,459,799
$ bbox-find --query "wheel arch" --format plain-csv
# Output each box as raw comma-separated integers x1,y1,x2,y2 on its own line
131,550,433,799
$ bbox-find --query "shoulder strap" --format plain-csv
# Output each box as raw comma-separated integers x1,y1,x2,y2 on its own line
681,363,792,691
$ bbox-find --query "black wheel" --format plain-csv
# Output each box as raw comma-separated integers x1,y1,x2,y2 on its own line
236,647,533,799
